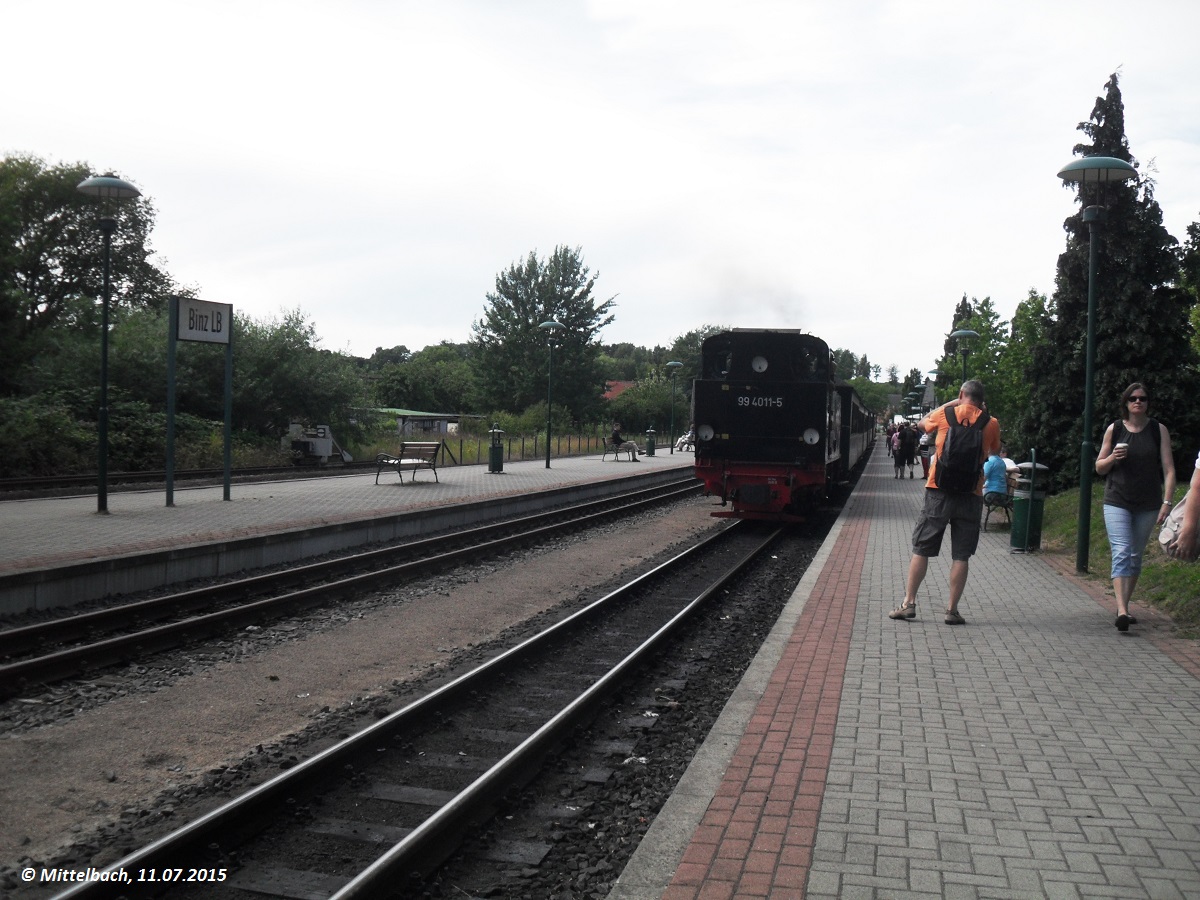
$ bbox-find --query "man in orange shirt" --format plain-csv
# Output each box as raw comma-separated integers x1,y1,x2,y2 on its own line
889,380,1001,625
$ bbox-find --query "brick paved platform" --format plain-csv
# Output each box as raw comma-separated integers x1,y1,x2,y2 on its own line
611,445,1200,899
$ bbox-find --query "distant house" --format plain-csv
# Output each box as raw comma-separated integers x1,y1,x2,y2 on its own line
603,381,637,401
372,408,482,436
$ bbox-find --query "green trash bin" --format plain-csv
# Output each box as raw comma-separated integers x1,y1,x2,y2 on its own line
488,426,504,474
1010,462,1049,552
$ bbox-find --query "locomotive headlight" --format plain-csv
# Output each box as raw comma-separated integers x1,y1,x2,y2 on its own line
802,428,820,445
697,424,715,442
751,355,768,373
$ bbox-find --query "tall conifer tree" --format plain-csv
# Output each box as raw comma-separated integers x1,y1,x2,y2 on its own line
1025,72,1195,489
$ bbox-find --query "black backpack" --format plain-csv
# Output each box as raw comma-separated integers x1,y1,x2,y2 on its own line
934,407,990,493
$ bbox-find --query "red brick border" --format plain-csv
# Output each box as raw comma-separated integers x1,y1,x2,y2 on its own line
664,513,869,898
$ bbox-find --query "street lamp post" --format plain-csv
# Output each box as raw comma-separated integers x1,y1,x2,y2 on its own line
949,329,979,384
539,320,565,469
1057,155,1139,573
666,361,683,453
77,174,141,514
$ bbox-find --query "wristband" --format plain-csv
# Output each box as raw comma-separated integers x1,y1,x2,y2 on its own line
1163,500,1172,506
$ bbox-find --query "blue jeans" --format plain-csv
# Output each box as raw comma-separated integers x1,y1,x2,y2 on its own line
1103,505,1158,578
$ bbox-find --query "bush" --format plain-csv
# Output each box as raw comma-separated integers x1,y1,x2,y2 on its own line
0,393,289,477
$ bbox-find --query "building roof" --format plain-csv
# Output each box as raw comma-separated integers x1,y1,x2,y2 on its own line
603,381,638,401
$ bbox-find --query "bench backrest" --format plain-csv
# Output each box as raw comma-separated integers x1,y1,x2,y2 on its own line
399,441,440,459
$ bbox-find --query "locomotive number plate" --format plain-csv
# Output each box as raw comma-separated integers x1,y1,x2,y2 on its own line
737,395,784,408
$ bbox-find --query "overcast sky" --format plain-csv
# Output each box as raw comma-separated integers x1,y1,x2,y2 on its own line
6,0,1200,381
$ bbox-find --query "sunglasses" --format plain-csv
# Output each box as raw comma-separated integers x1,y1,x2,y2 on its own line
1128,396,1149,403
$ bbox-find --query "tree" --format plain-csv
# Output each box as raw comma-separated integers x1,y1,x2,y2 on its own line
1026,72,1198,489
1183,221,1200,358
0,154,174,396
901,368,924,399
470,246,614,421
224,308,367,437
374,342,478,413
993,290,1050,454
365,345,411,370
831,348,858,381
935,295,1006,407
855,354,873,380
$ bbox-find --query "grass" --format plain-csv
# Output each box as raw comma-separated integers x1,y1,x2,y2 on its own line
1039,483,1200,638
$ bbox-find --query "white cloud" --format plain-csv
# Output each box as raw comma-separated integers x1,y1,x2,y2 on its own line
4,0,1199,378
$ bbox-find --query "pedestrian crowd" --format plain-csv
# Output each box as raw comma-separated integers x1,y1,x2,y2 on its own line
885,378,1192,633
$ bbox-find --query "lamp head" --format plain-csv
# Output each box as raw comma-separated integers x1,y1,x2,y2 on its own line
77,175,140,230
77,174,141,200
1056,156,1137,185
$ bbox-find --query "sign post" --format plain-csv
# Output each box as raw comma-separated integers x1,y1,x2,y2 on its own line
167,297,234,505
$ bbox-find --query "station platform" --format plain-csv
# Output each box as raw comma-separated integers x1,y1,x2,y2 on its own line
0,450,694,615
611,445,1200,899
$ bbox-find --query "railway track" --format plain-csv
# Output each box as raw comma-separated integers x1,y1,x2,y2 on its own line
0,477,700,697
48,519,781,900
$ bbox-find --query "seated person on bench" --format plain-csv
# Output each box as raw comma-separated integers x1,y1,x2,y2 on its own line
676,424,695,451
983,445,1014,509
611,424,641,460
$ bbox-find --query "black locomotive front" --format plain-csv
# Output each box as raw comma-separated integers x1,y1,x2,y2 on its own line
692,329,841,519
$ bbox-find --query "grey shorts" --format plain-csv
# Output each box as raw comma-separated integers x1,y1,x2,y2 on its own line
911,489,984,561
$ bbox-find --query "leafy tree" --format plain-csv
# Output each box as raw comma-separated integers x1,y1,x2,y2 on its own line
831,348,858,381
1183,221,1200,359
470,246,614,421
374,342,478,413
365,345,411,370
1026,72,1198,490
0,154,174,396
993,290,1050,455
935,295,1006,404
901,368,924,399
848,377,890,416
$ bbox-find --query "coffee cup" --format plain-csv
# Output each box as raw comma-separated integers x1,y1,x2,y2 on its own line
1115,441,1129,455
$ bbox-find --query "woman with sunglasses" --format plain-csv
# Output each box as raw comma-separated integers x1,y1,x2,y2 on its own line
1095,383,1176,631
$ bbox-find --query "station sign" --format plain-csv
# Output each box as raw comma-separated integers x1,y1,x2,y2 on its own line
177,297,233,344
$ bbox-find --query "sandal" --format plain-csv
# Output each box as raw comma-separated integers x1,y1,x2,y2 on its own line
889,602,916,620
944,609,965,625
1115,614,1130,632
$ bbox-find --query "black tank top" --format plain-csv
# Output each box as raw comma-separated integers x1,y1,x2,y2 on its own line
1103,420,1162,512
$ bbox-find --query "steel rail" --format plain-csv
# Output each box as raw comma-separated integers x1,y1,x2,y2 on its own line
49,520,775,900
0,478,699,695
333,522,782,898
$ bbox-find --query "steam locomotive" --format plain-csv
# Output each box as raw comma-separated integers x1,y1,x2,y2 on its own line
691,329,874,521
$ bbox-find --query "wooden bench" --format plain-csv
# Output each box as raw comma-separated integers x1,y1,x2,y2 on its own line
375,441,441,484
602,437,637,461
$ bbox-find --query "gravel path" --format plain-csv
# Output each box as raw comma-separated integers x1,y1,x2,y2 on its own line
0,498,722,883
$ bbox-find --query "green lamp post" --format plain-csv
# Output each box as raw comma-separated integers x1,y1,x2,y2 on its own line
949,329,979,384
539,320,565,468
666,361,683,453
1057,155,1139,573
77,174,141,514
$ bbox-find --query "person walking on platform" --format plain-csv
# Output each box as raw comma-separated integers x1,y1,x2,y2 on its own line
1170,449,1200,561
1094,383,1176,631
900,423,918,478
890,380,1000,625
